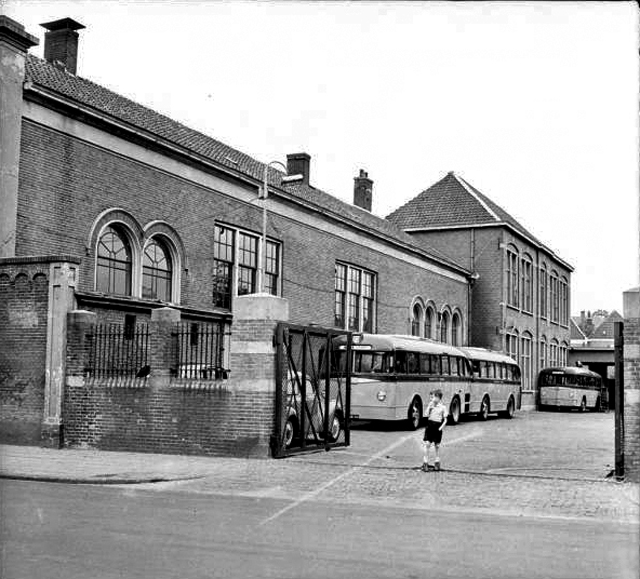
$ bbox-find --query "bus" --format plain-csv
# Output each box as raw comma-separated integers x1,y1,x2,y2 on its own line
334,334,521,429
538,367,604,412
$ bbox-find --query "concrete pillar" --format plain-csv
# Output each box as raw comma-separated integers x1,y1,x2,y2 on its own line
41,260,80,447
149,306,181,386
622,287,640,482
0,17,38,257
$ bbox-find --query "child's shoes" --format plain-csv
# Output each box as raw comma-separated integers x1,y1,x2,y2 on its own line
434,460,441,471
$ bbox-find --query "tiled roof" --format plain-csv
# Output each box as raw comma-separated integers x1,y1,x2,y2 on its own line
570,318,587,340
591,310,623,340
386,172,571,269
24,55,468,275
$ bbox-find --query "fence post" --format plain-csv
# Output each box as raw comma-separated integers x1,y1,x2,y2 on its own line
149,307,181,387
622,288,640,483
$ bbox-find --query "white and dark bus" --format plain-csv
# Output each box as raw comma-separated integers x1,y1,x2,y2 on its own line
538,367,604,412
334,334,521,429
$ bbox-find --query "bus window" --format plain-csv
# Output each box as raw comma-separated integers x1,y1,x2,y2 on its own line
395,352,407,374
450,356,459,376
419,353,430,374
496,363,503,380
441,355,450,375
430,355,441,375
407,352,419,374
472,360,481,377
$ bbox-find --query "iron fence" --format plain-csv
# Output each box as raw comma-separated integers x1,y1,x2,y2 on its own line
172,321,230,380
88,322,150,378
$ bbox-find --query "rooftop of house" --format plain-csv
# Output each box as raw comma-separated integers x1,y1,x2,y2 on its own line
571,310,623,341
386,171,573,271
23,53,468,276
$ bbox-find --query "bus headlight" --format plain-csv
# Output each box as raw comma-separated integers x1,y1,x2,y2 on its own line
377,390,387,402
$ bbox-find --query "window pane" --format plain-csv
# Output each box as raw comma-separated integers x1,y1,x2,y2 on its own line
213,262,232,309
142,238,172,301
96,226,132,296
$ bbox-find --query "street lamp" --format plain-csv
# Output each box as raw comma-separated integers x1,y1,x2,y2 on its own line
260,160,287,293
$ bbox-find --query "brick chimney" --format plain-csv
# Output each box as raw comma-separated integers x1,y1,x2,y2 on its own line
353,169,373,212
40,18,85,74
286,153,310,186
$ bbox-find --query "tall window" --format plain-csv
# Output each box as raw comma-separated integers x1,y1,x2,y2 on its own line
237,232,258,296
550,270,560,323
506,246,519,308
520,332,532,389
550,339,559,366
451,312,461,346
213,225,234,309
425,307,435,339
521,255,533,313
97,225,132,295
264,241,280,296
212,224,280,310
440,311,450,343
142,237,172,301
506,331,518,362
335,264,347,327
539,263,548,319
560,276,569,326
335,263,376,332
411,303,423,337
362,272,374,333
540,336,547,370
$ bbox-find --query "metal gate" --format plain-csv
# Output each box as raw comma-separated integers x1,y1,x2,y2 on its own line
272,323,351,457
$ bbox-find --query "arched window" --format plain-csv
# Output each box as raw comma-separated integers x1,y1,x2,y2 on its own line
411,303,423,337
425,307,434,339
506,330,519,362
142,237,173,301
451,311,462,346
540,336,547,370
560,276,569,326
561,341,569,366
506,245,519,308
521,254,533,312
97,225,132,295
550,270,560,323
550,338,559,367
440,310,450,343
539,263,548,319
520,331,532,389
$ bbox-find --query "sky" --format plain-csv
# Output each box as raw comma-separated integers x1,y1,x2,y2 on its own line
4,0,639,315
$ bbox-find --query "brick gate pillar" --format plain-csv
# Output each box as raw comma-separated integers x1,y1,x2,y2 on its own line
41,259,81,447
0,17,37,257
149,307,181,387
230,294,289,456
622,287,640,482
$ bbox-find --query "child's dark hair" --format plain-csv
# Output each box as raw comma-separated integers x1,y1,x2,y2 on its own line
433,389,443,399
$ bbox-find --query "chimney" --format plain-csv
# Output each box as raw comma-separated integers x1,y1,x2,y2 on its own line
353,169,373,212
40,18,85,74
286,153,310,186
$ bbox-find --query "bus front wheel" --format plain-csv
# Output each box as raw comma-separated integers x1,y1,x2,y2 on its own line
448,396,461,425
407,397,423,430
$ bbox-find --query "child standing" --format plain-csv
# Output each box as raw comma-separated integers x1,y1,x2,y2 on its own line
422,389,448,471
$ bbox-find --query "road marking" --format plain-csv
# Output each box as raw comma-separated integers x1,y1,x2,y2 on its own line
259,427,482,525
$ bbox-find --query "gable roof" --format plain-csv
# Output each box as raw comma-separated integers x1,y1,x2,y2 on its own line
23,54,468,276
570,318,587,341
591,310,623,340
386,171,573,271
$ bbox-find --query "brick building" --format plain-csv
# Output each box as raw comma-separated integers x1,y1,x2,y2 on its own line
0,17,471,454
387,171,573,408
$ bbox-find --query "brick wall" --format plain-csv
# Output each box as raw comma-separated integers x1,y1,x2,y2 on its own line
622,288,640,482
16,120,468,332
0,260,49,443
63,298,284,457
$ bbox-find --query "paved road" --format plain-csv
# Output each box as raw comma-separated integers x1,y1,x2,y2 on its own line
1,479,638,579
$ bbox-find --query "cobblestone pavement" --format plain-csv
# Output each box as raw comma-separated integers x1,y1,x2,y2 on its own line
1,411,638,525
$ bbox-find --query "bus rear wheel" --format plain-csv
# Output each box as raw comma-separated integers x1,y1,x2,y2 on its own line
448,396,461,425
478,396,490,421
407,397,422,430
500,396,515,419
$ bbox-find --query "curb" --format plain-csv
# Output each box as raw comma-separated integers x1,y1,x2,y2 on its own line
0,473,205,485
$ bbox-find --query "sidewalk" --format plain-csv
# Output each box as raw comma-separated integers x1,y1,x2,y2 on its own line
0,444,225,484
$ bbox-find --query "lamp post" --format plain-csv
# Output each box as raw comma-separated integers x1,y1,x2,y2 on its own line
260,160,287,293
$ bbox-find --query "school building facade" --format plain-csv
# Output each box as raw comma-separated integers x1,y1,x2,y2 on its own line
0,17,471,455
387,171,573,409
